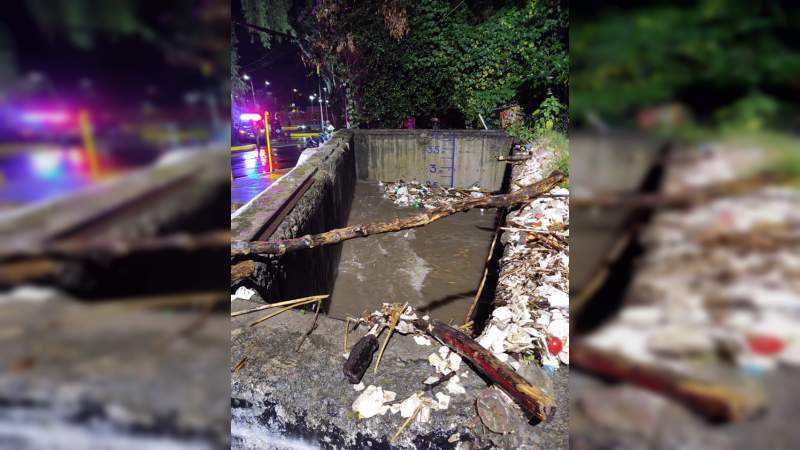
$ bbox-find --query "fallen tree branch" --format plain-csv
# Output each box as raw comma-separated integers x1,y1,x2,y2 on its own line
1,230,230,286
571,341,766,422
0,230,230,262
421,371,457,392
296,298,324,352
231,171,564,260
571,171,784,210
414,318,554,421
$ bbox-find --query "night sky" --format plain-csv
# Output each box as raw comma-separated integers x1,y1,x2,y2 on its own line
0,2,217,109
233,1,316,109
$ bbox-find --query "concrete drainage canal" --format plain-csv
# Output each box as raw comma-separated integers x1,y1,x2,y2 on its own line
230,130,568,449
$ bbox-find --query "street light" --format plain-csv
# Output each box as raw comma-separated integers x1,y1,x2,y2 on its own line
264,80,270,86
242,73,259,148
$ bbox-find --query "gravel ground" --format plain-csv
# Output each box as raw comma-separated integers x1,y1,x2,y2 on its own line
0,295,230,449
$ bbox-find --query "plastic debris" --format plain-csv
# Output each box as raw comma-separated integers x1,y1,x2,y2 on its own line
413,335,433,346
351,385,397,419
0,285,64,303
584,143,800,380
475,144,570,371
446,375,467,395
476,388,519,434
234,286,257,301
382,180,483,209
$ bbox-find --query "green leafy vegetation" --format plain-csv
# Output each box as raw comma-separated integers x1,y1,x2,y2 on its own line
571,0,800,128
238,0,567,128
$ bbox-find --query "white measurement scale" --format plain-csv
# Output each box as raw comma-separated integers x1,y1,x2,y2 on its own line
423,130,457,187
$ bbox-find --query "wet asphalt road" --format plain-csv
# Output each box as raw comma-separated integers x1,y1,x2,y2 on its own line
230,139,306,210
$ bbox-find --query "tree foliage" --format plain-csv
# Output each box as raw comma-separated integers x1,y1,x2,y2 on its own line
571,0,800,126
239,0,567,128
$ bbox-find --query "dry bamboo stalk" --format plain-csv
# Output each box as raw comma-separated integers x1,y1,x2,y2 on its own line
230,172,564,258
463,223,501,325
248,297,321,327
374,302,408,374
231,295,328,317
391,394,424,443
344,317,351,352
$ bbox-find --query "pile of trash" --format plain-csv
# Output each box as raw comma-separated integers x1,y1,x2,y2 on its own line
381,180,486,209
348,304,470,424
477,144,570,373
585,144,800,375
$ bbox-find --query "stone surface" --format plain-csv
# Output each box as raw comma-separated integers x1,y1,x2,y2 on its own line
0,297,230,449
231,298,569,449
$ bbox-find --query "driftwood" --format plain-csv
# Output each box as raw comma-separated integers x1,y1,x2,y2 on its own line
571,171,784,210
1,230,230,286
231,260,258,284
526,230,567,252
497,154,532,162
571,342,766,422
343,324,382,384
230,172,564,284
414,318,554,421
698,227,800,250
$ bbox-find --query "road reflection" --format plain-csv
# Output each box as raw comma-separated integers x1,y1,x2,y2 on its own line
0,143,130,208
230,138,308,210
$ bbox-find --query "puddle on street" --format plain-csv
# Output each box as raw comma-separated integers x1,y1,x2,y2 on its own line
328,181,497,322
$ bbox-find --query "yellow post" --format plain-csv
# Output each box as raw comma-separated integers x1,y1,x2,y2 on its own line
264,111,273,172
78,110,100,178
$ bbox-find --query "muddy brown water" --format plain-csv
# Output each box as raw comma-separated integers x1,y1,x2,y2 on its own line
570,132,662,294
327,181,497,321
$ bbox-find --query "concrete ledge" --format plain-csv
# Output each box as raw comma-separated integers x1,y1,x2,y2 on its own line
231,298,568,449
231,132,355,302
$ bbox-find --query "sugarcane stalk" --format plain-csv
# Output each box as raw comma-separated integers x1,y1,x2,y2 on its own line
414,318,554,421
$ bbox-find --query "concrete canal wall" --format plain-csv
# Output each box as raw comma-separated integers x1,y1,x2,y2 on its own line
231,129,513,302
353,129,512,190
